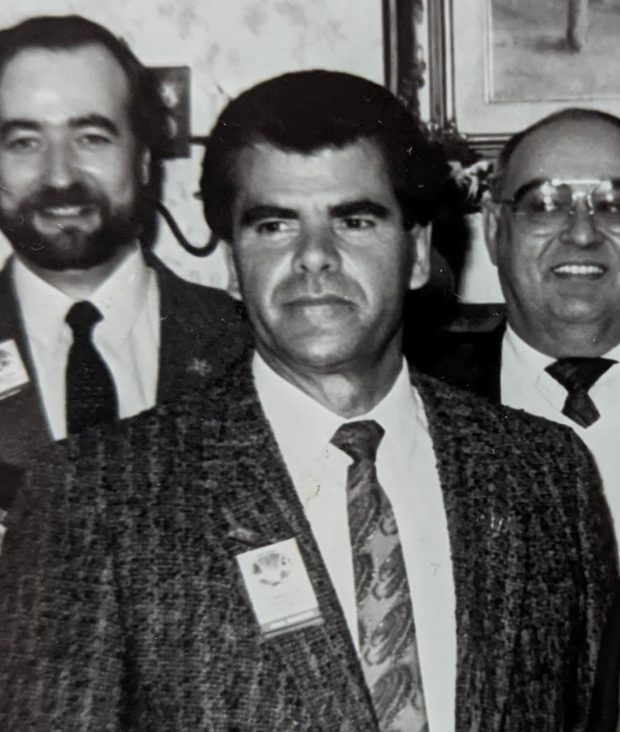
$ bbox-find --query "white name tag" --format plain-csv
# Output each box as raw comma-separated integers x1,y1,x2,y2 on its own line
236,538,323,638
0,340,29,400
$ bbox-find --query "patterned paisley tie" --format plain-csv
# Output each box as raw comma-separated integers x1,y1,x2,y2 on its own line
545,357,616,428
331,420,428,732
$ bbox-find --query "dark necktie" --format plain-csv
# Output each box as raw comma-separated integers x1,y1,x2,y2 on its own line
331,420,428,732
65,301,118,434
545,357,616,428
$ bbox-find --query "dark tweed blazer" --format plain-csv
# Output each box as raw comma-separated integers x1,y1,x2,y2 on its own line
0,352,616,731
0,254,248,464
588,579,620,731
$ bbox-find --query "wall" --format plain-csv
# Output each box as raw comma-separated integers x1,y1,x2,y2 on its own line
0,0,384,288
415,6,503,304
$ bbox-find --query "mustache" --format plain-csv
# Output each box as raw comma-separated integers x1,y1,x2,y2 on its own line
23,183,105,209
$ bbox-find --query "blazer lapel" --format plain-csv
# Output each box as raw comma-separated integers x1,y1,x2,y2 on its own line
152,258,249,402
209,359,378,728
153,261,190,401
0,261,51,462
413,371,527,730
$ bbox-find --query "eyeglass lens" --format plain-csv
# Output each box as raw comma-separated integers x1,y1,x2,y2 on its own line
513,181,620,232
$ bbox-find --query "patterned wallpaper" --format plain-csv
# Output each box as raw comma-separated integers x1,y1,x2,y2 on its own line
0,0,384,288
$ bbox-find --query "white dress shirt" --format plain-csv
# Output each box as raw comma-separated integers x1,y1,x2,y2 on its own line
501,326,620,540
253,353,456,731
13,245,160,440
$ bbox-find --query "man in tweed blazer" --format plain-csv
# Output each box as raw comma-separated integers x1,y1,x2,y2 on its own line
0,72,616,731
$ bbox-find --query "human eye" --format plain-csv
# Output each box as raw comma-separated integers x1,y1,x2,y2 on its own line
593,188,620,215
76,130,113,149
517,187,565,219
254,219,299,239
340,216,376,230
333,216,379,239
2,133,42,153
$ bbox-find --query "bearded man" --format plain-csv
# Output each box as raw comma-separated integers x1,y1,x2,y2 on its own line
0,15,245,462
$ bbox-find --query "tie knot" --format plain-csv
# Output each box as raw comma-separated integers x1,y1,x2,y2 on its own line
66,301,102,339
546,357,616,394
330,419,384,463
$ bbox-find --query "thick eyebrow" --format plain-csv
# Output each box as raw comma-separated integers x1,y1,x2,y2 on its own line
69,114,120,137
240,205,299,227
0,119,41,138
329,199,391,219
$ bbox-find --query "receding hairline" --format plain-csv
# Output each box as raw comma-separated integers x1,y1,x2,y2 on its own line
492,108,620,198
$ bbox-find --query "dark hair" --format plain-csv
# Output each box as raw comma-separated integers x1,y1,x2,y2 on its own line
200,70,449,241
0,15,165,153
492,107,620,198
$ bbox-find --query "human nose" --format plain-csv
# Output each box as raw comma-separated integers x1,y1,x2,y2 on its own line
43,140,77,189
292,227,341,275
559,201,603,248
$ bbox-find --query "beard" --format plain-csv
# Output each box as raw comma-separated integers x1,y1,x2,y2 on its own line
0,182,145,271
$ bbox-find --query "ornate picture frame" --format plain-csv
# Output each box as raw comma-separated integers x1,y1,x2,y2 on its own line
386,0,620,159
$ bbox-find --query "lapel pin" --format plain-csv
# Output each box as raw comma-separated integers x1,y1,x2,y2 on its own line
187,358,211,377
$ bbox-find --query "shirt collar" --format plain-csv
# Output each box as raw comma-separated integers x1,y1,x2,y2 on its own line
89,246,153,345
504,325,556,374
12,244,151,348
13,256,74,349
505,324,620,367
252,351,414,466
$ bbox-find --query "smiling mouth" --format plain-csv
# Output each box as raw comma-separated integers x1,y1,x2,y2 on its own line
552,263,607,278
37,205,95,218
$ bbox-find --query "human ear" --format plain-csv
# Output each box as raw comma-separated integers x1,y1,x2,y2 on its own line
482,197,501,266
408,225,431,289
139,149,151,186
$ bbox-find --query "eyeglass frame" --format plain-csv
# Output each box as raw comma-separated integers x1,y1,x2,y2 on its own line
497,177,620,232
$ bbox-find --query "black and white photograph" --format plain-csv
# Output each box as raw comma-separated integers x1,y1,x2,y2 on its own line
0,1,618,730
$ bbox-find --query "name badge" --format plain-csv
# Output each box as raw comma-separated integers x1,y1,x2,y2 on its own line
0,340,29,400
236,538,323,638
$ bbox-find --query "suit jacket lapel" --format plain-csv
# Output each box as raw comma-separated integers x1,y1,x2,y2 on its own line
413,370,526,730
152,258,249,402
0,260,51,462
209,358,378,728
154,262,188,401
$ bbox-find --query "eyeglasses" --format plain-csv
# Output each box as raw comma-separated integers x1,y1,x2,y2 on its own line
500,178,620,233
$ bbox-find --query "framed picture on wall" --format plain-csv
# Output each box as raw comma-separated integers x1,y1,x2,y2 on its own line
387,0,620,157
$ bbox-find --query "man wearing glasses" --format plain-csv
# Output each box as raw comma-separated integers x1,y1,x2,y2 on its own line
424,108,620,544
422,111,620,726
